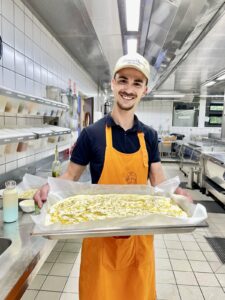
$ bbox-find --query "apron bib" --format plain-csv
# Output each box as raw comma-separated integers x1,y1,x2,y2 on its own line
79,126,156,300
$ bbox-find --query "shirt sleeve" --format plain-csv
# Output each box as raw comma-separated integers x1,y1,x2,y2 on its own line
150,130,161,163
70,129,91,166
145,128,161,164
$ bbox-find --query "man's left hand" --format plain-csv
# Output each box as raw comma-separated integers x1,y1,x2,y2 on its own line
175,187,193,202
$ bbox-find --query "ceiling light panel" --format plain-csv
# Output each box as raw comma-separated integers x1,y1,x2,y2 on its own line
127,39,137,54
153,94,185,98
125,0,140,31
204,81,216,87
217,74,225,80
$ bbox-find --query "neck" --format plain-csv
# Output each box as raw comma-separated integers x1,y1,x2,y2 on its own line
111,107,135,130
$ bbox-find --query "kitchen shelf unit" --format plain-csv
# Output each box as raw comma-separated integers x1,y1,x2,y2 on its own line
0,85,69,111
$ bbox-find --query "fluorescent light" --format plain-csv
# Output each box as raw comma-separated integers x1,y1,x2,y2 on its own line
127,39,137,54
17,94,26,98
125,0,140,31
204,81,216,87
199,95,224,98
217,74,225,80
153,94,185,98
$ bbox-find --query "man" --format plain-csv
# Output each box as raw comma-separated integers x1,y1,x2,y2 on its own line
35,53,190,300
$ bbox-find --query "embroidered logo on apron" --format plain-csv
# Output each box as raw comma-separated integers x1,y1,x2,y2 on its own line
125,171,137,184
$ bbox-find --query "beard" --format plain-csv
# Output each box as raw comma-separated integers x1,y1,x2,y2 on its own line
116,101,135,111
116,91,137,111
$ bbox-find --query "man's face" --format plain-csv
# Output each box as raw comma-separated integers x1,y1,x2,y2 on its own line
111,68,148,111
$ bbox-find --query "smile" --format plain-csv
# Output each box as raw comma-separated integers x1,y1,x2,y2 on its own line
119,92,136,101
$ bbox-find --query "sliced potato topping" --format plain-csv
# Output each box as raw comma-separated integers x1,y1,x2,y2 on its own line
48,194,187,225
19,188,38,199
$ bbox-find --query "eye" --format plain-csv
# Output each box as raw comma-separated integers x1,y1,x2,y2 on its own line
134,82,143,87
117,78,127,84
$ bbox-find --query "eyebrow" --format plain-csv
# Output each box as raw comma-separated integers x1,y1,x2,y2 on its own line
116,75,144,83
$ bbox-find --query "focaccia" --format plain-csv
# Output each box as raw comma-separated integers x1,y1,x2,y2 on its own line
47,194,187,225
19,188,38,199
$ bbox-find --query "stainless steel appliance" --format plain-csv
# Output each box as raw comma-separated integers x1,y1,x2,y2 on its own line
202,152,225,205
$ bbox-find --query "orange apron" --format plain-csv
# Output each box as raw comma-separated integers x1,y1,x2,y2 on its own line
79,126,156,300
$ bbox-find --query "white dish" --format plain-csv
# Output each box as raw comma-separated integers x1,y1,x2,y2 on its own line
19,199,35,213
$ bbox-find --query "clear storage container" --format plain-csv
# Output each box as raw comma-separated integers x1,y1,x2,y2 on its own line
3,180,18,223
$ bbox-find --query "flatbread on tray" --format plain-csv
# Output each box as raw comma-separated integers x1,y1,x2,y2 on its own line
19,188,38,199
47,194,187,225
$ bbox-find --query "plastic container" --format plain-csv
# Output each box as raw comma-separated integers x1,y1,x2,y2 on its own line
19,199,35,213
46,86,61,101
3,180,18,223
0,95,8,113
17,142,28,152
0,144,5,157
5,97,20,114
4,143,18,155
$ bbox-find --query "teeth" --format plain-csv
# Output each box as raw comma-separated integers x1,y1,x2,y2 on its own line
121,94,133,100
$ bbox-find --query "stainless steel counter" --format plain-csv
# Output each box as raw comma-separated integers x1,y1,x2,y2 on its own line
0,210,56,300
201,152,225,205
203,152,225,165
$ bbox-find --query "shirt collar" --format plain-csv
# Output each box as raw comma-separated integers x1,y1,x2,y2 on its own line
106,113,142,132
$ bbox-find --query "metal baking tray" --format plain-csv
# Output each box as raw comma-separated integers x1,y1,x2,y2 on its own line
32,221,208,240
31,180,208,240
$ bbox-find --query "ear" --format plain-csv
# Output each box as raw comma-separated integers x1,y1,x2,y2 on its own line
111,78,115,91
142,86,148,96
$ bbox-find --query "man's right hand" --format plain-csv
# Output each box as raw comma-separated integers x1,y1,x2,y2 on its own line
33,183,50,208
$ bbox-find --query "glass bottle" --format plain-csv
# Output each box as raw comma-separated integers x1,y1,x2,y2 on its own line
3,180,18,223
52,145,61,177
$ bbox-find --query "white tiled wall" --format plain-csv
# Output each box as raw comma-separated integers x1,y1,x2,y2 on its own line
0,0,98,97
137,100,221,140
0,0,98,176
136,100,173,132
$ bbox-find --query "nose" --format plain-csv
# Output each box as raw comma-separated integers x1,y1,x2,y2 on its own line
122,82,135,94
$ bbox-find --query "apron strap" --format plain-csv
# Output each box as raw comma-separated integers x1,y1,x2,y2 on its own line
106,126,148,168
105,126,113,147
138,132,149,168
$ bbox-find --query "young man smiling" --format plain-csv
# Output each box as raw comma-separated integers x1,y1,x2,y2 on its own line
34,53,190,300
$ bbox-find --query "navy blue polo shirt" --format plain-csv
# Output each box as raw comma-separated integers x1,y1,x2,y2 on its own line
70,114,160,183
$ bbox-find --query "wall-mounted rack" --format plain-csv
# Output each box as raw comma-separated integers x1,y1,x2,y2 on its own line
0,131,36,145
0,127,71,145
0,85,70,111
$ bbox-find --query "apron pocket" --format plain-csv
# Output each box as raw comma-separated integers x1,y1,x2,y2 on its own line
102,237,136,270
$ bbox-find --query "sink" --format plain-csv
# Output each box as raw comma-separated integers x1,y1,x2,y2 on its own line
0,238,12,256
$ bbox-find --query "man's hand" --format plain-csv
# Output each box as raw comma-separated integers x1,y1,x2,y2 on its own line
175,187,193,202
33,183,50,208
33,162,85,209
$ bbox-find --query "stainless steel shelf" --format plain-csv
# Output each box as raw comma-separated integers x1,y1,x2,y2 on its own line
0,85,69,111
0,133,36,145
0,127,71,145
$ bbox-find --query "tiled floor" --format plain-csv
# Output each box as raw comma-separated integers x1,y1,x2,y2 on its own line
22,163,225,300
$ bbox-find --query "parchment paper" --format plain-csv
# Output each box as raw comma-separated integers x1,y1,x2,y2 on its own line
17,173,47,196
31,177,208,237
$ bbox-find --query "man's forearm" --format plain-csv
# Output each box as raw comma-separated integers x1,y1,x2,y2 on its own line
60,171,79,181
149,162,166,186
59,162,86,181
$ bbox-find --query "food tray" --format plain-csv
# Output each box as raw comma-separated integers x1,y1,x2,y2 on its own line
31,178,208,239
32,222,208,240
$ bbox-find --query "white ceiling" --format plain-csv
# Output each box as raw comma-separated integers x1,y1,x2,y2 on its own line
159,1,225,94
83,0,123,75
21,0,225,97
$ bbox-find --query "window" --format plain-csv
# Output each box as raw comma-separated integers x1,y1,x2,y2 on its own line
172,102,199,127
205,100,223,127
